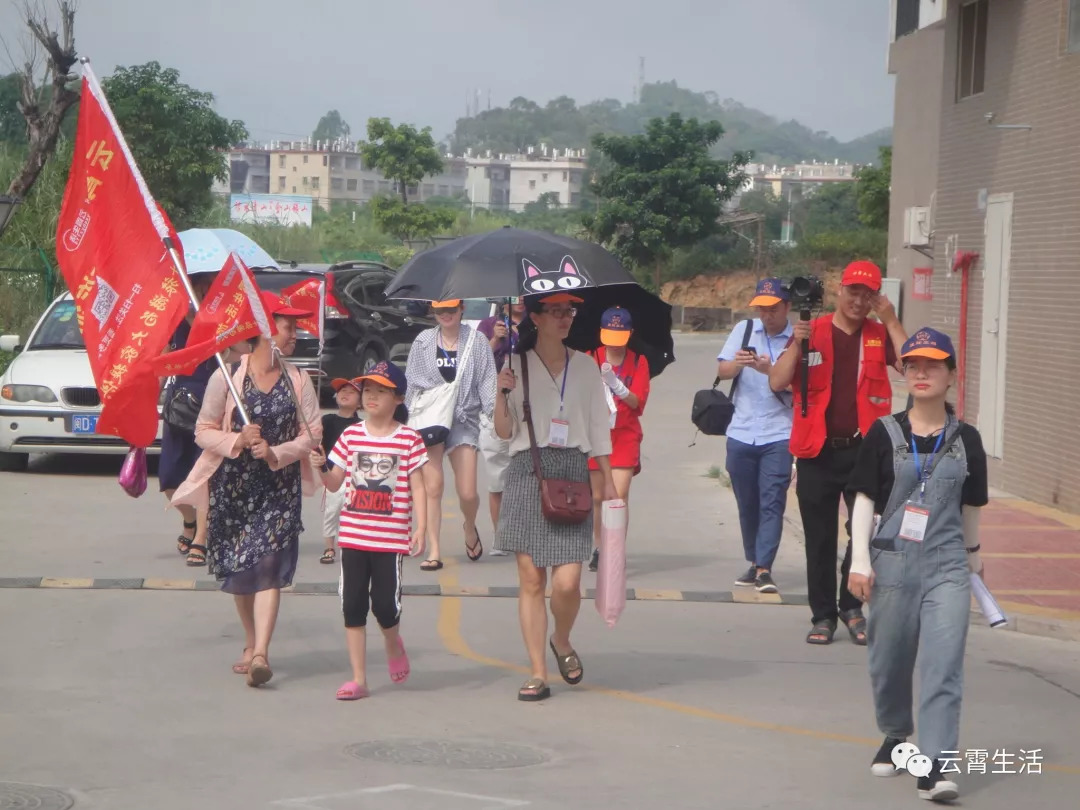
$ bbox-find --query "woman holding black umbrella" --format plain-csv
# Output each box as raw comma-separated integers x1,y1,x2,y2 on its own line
493,291,617,702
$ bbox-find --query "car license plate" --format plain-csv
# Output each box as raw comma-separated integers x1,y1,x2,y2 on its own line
70,414,98,434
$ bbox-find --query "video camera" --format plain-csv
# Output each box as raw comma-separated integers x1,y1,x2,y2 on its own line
783,275,825,418
784,275,825,313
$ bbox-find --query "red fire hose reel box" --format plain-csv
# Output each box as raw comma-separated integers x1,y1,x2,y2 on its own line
912,267,933,300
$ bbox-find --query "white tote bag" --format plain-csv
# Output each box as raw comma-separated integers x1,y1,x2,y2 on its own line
408,328,477,444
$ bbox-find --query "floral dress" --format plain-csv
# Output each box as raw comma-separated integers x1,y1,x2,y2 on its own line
208,372,303,595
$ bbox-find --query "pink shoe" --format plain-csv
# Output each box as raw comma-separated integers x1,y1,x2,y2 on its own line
388,639,410,684
336,681,369,701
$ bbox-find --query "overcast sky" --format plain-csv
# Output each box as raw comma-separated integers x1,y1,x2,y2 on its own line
1,0,894,145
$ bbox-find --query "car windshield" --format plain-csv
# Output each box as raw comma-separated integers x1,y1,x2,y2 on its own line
27,300,85,350
463,300,494,321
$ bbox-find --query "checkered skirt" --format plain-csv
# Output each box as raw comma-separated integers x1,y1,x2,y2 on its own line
494,447,593,567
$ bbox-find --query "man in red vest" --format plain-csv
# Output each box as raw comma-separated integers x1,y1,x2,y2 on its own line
770,261,907,646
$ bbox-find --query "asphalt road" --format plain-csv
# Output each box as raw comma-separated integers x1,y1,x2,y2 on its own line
1,332,1078,809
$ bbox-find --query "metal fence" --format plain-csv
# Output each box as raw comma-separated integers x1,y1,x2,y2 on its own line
0,248,59,339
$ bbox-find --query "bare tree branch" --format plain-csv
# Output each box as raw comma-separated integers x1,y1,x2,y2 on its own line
6,0,79,198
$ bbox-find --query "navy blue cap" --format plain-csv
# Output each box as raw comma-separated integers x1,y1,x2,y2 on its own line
749,278,790,306
600,306,632,346
902,327,955,361
357,360,408,397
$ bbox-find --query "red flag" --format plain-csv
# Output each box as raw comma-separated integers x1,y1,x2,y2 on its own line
152,252,273,377
281,278,323,336
55,69,188,448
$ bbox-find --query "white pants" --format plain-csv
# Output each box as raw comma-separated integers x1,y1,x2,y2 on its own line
322,485,347,540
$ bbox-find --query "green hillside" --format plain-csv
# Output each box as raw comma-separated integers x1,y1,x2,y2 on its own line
448,81,892,167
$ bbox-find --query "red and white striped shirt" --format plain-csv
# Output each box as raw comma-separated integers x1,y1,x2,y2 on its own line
329,422,428,552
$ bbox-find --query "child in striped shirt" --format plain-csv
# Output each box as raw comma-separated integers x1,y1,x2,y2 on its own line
310,360,427,700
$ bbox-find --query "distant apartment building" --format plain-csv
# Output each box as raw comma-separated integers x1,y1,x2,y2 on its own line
505,147,588,210
211,148,271,195
743,160,859,199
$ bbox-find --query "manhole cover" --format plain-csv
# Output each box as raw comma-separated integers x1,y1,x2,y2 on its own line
345,739,549,770
0,783,74,809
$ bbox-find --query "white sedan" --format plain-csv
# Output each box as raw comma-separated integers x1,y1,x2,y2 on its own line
0,293,163,471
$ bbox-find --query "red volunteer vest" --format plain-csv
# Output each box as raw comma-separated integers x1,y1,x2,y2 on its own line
789,314,893,459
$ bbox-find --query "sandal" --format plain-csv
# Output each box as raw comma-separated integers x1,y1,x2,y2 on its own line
336,681,369,701
807,619,837,645
549,639,584,685
186,544,207,567
177,520,197,554
247,654,272,687
517,677,551,702
388,638,409,684
232,647,254,675
841,609,868,646
420,559,443,571
320,548,336,564
465,526,483,562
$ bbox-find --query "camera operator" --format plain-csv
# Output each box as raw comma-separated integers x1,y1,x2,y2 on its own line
769,261,907,646
715,279,795,595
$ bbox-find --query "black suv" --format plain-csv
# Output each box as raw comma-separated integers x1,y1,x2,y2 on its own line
254,261,433,400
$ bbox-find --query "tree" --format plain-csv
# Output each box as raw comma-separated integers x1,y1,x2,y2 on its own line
369,195,455,243
102,62,247,229
855,146,891,231
312,109,350,144
5,1,79,199
584,113,749,289
360,117,443,205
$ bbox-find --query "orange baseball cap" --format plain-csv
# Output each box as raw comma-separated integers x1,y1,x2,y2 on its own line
431,299,462,308
330,377,364,395
536,292,584,304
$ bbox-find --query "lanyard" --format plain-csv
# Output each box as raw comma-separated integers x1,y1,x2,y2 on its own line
540,348,570,413
437,331,458,364
761,325,787,363
911,427,946,499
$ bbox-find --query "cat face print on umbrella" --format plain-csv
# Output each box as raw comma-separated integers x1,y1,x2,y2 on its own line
521,256,593,296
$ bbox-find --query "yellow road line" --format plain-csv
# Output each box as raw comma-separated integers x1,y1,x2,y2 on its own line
432,559,1080,773
983,553,1080,559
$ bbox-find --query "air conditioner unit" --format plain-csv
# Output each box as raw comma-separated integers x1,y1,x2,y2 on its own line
904,206,931,247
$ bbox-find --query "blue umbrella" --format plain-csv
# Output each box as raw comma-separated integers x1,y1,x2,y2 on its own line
177,228,279,275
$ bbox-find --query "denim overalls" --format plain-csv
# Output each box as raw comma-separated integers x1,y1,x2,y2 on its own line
866,415,971,765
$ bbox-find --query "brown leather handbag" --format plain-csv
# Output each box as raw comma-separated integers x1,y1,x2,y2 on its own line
521,352,593,525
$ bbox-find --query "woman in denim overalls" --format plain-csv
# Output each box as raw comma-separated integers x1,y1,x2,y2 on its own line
847,327,988,803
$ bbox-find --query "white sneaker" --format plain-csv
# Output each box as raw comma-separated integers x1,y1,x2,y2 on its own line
490,548,509,556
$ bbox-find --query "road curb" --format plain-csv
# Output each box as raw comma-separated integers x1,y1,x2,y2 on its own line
3,577,1077,642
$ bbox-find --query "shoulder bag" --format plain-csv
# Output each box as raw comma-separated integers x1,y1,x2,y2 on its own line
162,379,202,433
408,328,477,445
521,351,593,525
690,319,754,438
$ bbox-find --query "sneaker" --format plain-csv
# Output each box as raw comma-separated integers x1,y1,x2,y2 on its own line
490,548,509,557
754,571,778,594
734,565,757,587
871,737,907,777
917,762,959,802
588,549,599,572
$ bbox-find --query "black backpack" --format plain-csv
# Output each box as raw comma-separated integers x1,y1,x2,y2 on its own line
690,320,754,440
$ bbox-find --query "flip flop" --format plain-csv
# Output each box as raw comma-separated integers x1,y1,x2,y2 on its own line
336,681,369,700
465,526,483,562
388,638,410,684
420,559,443,571
320,548,336,564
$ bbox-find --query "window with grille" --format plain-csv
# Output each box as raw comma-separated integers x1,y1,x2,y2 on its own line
957,0,988,99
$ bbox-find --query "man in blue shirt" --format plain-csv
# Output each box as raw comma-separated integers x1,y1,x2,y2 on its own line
716,278,795,594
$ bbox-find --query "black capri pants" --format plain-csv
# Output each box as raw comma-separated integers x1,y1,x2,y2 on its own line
339,548,403,629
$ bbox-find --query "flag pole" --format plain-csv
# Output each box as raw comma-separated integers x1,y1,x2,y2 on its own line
164,238,252,426
78,58,251,425
316,277,326,400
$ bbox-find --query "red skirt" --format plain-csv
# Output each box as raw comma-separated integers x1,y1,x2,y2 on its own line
588,428,642,475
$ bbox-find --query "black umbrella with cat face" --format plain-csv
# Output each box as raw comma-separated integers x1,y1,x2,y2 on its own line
382,226,638,302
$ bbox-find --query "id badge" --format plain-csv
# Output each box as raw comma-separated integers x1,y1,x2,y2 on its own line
549,418,570,447
898,501,930,542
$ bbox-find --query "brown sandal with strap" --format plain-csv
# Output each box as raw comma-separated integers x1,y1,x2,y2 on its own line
247,654,273,687
517,677,551,702
549,639,584,685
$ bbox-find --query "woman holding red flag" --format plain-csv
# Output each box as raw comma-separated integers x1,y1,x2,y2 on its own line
172,290,322,688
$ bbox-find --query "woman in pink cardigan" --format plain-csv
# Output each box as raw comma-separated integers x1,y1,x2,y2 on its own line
173,291,322,688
